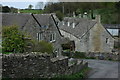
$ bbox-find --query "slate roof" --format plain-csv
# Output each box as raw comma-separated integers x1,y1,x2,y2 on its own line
59,17,97,38
2,13,63,37
2,13,31,27
103,24,120,29
33,14,51,26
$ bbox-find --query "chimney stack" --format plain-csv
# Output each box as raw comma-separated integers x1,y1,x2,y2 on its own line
73,12,75,17
95,15,101,23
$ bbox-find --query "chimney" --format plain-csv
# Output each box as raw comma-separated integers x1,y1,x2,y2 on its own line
67,22,70,26
73,12,75,17
72,22,75,28
63,21,65,25
83,12,87,19
79,14,82,18
95,15,101,23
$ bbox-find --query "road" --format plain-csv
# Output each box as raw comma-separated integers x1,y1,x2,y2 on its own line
82,59,119,78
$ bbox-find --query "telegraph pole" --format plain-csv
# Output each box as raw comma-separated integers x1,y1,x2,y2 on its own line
62,2,64,15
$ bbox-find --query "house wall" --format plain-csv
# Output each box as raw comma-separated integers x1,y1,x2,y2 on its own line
21,17,40,40
22,16,63,56
79,32,90,52
60,30,81,51
60,23,114,53
89,23,114,52
49,17,63,57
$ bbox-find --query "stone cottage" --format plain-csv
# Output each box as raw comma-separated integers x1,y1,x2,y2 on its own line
2,13,63,56
59,15,115,53
103,24,120,52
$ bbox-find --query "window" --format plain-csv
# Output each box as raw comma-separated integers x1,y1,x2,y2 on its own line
39,33,43,41
106,38,109,44
50,32,56,42
37,33,43,41
41,25,48,28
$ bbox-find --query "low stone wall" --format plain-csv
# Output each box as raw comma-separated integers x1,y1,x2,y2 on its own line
86,52,119,60
2,53,88,78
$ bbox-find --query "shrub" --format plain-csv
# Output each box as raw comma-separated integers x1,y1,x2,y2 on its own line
73,51,86,59
33,40,53,54
2,25,26,53
55,11,64,21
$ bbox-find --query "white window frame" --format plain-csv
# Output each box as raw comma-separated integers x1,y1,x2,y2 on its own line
50,32,56,42
39,33,43,41
37,33,43,41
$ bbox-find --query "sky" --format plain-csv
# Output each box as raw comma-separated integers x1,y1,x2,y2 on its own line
1,2,38,9
1,0,120,9
0,0,58,9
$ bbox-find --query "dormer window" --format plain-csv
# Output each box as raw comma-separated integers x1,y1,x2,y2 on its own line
41,25,48,28
72,22,75,28
68,22,70,26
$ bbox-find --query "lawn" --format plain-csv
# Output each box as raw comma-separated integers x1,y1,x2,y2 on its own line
20,9,44,14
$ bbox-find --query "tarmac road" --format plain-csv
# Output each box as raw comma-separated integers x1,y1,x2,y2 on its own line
82,59,119,78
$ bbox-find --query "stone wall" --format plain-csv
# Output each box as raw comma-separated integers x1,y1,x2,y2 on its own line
2,53,88,78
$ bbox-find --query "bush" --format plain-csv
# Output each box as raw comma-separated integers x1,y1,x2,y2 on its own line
33,40,53,54
2,25,26,53
73,51,86,59
55,11,64,21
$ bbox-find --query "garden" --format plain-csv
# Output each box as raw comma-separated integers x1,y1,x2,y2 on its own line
2,25,53,54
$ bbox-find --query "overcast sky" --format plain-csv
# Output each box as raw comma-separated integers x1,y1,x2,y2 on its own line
1,0,59,9
1,2,38,9
1,0,119,9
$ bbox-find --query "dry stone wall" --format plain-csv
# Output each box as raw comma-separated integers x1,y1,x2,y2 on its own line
2,53,88,78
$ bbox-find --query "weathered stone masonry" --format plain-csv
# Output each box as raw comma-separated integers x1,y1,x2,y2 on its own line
2,53,88,78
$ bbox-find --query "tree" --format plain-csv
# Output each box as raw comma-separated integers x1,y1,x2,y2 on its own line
10,7,18,13
55,11,64,21
2,25,26,53
35,2,44,10
33,40,53,54
2,6,11,13
28,4,33,9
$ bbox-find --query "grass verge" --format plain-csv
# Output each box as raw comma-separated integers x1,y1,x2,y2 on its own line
51,67,91,80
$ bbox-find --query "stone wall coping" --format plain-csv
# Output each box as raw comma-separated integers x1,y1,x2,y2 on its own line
51,56,68,62
2,53,51,58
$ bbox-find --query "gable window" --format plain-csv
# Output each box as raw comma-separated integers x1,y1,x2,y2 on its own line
50,32,56,42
